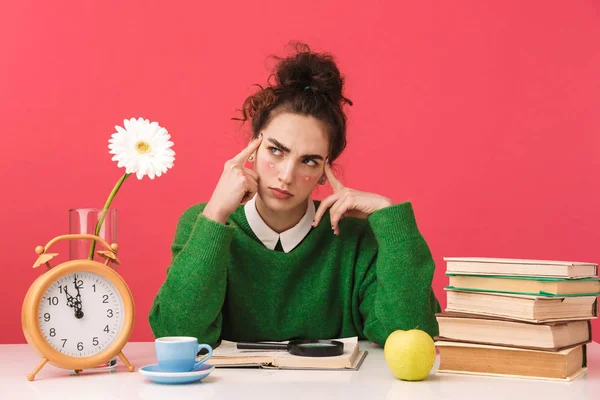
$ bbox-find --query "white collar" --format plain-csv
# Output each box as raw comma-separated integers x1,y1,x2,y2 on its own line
244,195,315,253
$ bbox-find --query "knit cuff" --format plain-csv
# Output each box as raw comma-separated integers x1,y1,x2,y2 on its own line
367,201,421,245
184,213,236,264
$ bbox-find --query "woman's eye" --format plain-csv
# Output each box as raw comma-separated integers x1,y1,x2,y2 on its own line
268,147,282,156
303,159,317,167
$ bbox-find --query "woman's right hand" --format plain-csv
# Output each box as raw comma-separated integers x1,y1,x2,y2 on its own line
203,134,263,224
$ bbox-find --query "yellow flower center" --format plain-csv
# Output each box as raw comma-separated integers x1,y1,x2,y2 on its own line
135,140,152,154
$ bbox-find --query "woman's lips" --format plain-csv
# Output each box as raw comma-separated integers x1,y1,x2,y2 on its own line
269,188,293,199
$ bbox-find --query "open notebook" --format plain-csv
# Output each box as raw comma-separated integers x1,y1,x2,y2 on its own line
209,336,367,371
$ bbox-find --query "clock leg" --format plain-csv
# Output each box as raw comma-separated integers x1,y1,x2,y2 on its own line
27,357,48,381
118,351,135,372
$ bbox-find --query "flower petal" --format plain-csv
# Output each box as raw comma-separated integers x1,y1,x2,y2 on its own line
123,118,133,132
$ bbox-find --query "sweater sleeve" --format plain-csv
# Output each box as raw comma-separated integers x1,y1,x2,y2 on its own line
355,201,441,347
148,203,235,346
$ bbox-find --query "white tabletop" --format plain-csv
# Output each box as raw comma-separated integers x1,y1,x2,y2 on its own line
1,341,599,400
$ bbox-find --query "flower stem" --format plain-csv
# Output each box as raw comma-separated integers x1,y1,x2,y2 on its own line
88,173,131,260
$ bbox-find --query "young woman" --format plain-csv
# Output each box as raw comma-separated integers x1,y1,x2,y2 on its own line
149,42,440,347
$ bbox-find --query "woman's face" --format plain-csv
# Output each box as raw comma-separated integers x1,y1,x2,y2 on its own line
253,112,329,212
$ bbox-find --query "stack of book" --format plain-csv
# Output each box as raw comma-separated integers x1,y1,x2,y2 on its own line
435,257,599,381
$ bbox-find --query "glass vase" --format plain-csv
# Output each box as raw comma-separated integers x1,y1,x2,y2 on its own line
68,208,118,267
68,207,119,370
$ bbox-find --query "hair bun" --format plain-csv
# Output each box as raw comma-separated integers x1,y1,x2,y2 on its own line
234,42,353,162
270,42,351,105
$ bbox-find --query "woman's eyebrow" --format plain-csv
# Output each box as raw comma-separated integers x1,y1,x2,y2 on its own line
268,138,290,152
302,154,325,161
267,138,325,160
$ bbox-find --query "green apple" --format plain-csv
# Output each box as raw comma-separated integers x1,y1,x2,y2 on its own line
384,329,436,381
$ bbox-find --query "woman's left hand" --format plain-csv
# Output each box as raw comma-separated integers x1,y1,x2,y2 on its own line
312,162,393,235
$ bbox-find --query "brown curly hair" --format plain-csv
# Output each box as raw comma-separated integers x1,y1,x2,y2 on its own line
232,41,353,162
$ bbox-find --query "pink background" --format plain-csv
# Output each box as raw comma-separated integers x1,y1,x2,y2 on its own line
1,1,599,344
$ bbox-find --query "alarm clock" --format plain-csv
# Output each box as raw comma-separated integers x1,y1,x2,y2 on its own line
22,234,135,381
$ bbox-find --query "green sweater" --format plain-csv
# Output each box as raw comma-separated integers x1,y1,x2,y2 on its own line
148,201,440,347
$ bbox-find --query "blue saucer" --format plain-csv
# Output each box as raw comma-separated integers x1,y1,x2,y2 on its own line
139,363,214,384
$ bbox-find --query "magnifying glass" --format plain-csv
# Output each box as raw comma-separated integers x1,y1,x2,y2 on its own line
237,339,344,357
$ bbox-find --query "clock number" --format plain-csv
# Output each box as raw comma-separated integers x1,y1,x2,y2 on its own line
43,313,50,322
77,279,84,289
77,342,84,351
49,328,56,337
92,284,96,292
93,337,99,346
61,339,67,348
102,295,109,303
107,309,113,318
104,325,110,333
47,296,59,306
58,285,67,294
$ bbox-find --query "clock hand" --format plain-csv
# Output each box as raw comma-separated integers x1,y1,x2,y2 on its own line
72,274,84,319
64,286,83,318
64,287,76,309
73,274,83,305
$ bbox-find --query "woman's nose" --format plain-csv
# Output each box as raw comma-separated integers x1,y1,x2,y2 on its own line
278,160,295,185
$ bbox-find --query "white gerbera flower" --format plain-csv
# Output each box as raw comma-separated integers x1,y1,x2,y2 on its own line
108,117,175,180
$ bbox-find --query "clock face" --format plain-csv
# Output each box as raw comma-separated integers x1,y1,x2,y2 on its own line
37,271,125,358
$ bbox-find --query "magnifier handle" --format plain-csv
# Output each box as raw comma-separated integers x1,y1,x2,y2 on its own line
237,342,288,350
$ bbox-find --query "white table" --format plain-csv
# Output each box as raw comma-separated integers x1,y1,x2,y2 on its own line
1,341,599,400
